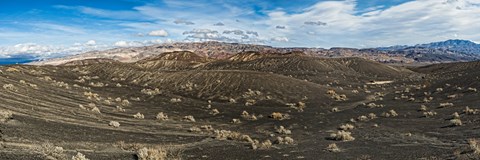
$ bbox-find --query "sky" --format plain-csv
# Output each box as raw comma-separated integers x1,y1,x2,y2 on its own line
1,0,480,59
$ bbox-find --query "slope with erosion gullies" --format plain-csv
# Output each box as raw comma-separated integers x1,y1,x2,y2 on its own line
135,51,210,70
85,62,339,105
412,61,480,89
198,51,415,85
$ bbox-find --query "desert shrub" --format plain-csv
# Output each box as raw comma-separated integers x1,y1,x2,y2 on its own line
34,143,68,160
121,100,130,106
436,88,443,92
270,112,289,120
357,115,369,122
0,110,13,122
381,110,398,117
241,111,257,120
141,88,161,96
464,107,479,115
183,115,195,122
275,126,292,135
367,113,377,119
200,125,214,131
156,112,168,121
72,152,89,160
116,106,125,112
3,84,17,91
331,107,339,112
213,130,241,140
136,147,167,160
245,99,256,106
325,143,341,152
133,113,145,119
423,111,437,117
231,119,241,124
109,121,120,128
469,139,480,155
419,105,428,111
439,102,454,108
329,131,355,141
251,140,272,150
468,87,477,92
452,112,460,119
450,119,462,126
339,124,355,130
91,107,101,114
170,98,182,103
188,126,201,132
210,109,220,115
275,136,294,144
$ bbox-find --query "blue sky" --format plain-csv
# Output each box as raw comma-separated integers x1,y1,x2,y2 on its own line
1,0,480,58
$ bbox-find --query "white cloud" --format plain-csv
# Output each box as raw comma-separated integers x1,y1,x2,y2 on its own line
271,37,289,42
148,30,169,37
114,41,144,47
85,40,96,46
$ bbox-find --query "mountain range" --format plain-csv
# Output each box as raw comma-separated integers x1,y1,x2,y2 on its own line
23,39,480,65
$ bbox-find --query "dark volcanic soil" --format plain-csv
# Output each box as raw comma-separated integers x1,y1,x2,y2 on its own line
0,53,479,160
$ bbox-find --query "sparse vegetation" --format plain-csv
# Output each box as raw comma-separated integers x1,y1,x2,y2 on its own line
339,124,355,130
156,112,168,121
136,147,167,160
275,126,292,135
0,110,13,122
325,143,341,152
270,112,289,120
469,139,480,155
183,115,195,122
109,121,120,128
72,152,90,160
330,130,355,141
133,112,145,119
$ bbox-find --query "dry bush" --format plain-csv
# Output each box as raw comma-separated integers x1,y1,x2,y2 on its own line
381,110,398,117
213,130,241,140
275,136,294,144
231,118,241,124
251,139,272,150
121,99,130,106
331,107,340,112
464,107,479,115
34,143,68,160
116,106,126,112
419,105,428,111
0,110,13,122
137,147,167,160
275,126,292,135
210,109,220,115
241,111,257,120
467,87,477,92
72,152,89,160
439,102,454,108
423,111,437,117
452,112,460,119
357,115,369,122
156,112,168,121
183,115,195,122
133,113,145,119
469,139,480,155
339,124,355,130
109,121,120,128
329,131,355,141
188,126,201,132
141,88,161,96
170,98,182,103
91,107,101,114
270,112,289,120
200,125,214,131
367,113,377,119
245,99,256,106
325,143,341,152
3,84,17,91
436,88,443,92
450,119,462,126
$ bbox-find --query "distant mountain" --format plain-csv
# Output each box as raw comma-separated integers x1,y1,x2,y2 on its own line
380,39,480,55
27,40,480,66
416,39,480,55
